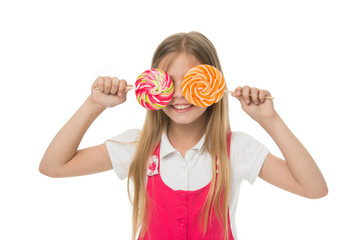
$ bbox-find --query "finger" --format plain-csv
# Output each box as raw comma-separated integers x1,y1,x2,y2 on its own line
94,76,104,92
118,79,128,97
251,87,260,105
103,76,112,94
263,90,273,100
242,85,251,104
232,86,243,98
259,89,267,103
110,77,120,95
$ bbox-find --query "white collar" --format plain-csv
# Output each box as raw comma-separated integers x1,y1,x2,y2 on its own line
160,131,206,158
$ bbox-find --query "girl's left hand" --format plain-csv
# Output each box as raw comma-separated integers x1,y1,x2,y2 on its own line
231,86,278,123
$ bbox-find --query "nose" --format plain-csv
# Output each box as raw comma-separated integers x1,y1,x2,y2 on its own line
172,79,184,98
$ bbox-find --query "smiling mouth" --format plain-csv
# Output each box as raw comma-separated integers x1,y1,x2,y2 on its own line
172,104,193,110
170,104,194,113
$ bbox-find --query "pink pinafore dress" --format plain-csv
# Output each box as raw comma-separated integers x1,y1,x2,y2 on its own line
139,133,234,240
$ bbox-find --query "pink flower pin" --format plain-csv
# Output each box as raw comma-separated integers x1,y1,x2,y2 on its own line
147,155,159,176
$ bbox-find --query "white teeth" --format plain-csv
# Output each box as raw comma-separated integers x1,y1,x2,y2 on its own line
173,105,191,110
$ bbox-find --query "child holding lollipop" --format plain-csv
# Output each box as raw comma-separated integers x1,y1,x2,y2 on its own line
39,31,328,240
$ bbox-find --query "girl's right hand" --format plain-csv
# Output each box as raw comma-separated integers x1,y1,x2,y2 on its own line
90,76,133,108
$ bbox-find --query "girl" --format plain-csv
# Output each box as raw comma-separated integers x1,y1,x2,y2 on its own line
39,31,328,240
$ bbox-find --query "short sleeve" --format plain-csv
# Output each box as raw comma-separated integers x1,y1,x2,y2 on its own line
105,129,140,180
230,131,270,184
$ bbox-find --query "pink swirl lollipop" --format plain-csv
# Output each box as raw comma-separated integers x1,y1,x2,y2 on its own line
135,68,174,110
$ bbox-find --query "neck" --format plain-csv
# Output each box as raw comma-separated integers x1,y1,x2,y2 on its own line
167,117,206,155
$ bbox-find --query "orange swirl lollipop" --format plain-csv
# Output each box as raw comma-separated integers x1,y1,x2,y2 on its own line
181,64,225,107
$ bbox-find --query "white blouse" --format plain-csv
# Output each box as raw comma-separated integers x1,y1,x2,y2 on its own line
105,129,270,240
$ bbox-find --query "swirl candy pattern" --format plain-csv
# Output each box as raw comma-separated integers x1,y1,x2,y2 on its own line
181,64,225,107
135,68,174,110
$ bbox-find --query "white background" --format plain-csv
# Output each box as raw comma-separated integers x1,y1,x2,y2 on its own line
1,0,359,239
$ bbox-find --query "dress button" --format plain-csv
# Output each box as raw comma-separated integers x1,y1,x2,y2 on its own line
180,219,187,227
180,193,187,201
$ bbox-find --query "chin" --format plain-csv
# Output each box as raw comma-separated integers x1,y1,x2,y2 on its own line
171,118,196,125
168,113,208,126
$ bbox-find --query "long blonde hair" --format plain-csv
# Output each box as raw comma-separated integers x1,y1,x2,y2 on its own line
127,31,231,240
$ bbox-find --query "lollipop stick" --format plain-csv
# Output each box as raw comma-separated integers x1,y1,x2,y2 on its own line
224,90,274,100
224,90,234,94
263,96,275,100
